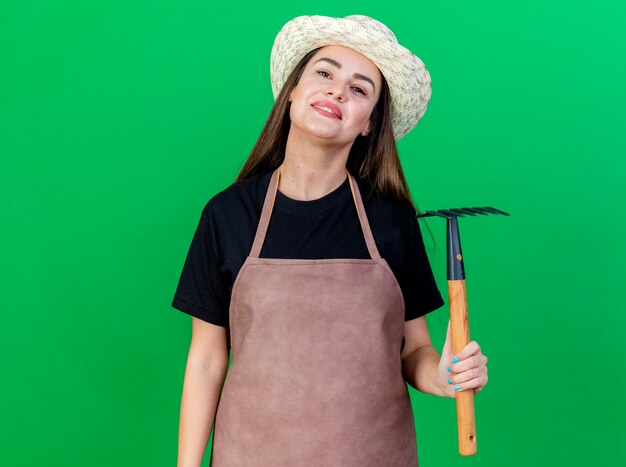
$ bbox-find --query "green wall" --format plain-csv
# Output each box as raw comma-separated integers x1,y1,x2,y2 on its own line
2,1,624,465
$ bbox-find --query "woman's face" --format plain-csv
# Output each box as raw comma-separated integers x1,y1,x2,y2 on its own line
288,45,382,146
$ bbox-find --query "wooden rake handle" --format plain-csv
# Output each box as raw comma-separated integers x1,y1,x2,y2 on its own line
449,279,477,456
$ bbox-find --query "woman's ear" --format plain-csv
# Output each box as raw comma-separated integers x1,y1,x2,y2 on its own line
361,121,372,137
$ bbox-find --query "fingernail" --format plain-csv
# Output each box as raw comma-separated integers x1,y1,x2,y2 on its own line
448,379,452,384
454,385,461,391
447,367,451,372
452,357,459,363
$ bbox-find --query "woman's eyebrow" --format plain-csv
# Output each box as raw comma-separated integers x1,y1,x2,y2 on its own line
312,57,376,92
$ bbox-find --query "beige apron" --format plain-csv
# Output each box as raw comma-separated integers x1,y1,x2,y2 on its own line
211,167,418,466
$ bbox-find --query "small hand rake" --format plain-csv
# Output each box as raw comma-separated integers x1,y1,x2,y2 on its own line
416,206,510,456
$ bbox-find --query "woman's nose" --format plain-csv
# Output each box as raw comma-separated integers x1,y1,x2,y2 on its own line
325,83,346,101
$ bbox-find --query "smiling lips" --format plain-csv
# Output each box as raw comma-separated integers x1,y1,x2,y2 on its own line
311,101,342,120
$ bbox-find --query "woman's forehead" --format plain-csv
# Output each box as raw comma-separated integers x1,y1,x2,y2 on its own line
308,45,382,81
311,46,379,69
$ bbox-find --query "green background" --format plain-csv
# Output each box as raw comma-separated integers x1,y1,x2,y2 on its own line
2,0,624,465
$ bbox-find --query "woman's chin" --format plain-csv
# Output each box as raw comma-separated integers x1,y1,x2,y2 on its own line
295,124,355,144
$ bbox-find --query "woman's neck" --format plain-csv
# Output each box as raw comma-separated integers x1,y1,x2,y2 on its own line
280,130,352,201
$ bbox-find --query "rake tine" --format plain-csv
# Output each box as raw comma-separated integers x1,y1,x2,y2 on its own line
433,211,456,219
439,209,464,218
472,207,501,215
469,207,495,215
461,207,489,215
477,206,510,216
416,210,455,219
450,208,476,216
484,206,510,216
416,209,453,219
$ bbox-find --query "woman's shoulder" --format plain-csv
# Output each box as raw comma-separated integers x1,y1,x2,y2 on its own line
199,171,273,222
363,188,416,232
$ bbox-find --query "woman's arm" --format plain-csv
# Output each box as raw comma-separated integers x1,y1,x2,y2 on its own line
178,317,230,467
401,316,489,398
401,316,447,397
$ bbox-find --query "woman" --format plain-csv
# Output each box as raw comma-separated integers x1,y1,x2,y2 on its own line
172,15,489,466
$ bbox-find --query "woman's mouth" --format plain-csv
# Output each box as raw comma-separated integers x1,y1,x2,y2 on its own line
311,102,342,120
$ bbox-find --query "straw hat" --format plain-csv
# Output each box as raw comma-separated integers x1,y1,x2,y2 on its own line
270,15,432,140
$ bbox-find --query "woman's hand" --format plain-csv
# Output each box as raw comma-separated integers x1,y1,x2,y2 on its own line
436,320,488,398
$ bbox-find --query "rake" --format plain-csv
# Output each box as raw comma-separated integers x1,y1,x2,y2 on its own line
416,206,510,456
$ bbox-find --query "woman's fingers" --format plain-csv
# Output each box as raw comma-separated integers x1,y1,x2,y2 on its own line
452,340,481,361
450,353,488,374
447,341,489,394
449,375,489,393
450,367,476,384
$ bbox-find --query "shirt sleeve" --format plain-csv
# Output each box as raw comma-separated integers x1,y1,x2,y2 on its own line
171,203,230,328
401,212,445,321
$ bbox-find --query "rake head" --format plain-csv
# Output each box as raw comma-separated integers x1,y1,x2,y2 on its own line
416,206,510,220
415,206,510,280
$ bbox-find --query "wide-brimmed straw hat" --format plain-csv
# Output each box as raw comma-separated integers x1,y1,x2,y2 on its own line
270,15,432,141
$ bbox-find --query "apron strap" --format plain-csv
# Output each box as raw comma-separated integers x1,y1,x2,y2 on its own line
347,171,381,260
249,167,381,260
249,168,281,258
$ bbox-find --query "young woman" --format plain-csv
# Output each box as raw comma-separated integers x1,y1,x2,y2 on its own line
172,15,489,466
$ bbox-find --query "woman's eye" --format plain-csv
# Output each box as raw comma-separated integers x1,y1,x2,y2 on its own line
317,70,331,78
352,86,366,95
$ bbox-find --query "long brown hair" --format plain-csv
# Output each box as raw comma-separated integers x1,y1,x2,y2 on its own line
234,47,422,213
